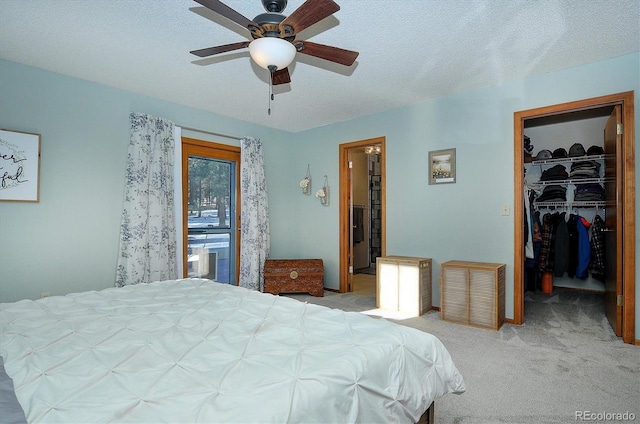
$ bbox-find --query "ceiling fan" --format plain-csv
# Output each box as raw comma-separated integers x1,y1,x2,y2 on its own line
190,0,359,86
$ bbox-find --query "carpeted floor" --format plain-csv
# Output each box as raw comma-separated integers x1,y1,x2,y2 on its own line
285,288,640,423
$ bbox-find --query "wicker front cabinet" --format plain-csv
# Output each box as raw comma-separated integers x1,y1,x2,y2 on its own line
440,261,506,330
376,256,432,317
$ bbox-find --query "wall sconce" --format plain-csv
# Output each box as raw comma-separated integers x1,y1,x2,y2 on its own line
299,164,311,195
316,175,329,206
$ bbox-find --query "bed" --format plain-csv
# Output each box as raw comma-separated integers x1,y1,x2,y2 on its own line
0,279,465,423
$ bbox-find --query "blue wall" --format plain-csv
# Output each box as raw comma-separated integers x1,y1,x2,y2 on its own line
0,58,287,301
1,53,638,337
266,53,639,331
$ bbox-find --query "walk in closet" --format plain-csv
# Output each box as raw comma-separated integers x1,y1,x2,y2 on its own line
523,110,610,293
514,92,635,344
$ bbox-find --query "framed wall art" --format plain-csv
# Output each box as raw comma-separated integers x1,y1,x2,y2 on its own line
428,148,456,184
0,129,41,202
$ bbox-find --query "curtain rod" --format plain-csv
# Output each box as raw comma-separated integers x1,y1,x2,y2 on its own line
178,125,242,141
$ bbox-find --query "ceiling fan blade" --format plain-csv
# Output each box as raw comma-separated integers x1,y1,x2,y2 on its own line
193,0,260,33
294,40,359,66
272,68,291,85
190,41,250,57
279,0,340,36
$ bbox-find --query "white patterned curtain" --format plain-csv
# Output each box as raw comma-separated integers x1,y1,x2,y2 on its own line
115,113,178,287
239,137,270,291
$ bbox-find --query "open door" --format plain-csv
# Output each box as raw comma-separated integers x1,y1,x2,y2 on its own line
604,105,623,336
347,148,355,292
339,137,386,293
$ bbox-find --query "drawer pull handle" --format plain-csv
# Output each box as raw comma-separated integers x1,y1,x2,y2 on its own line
289,271,299,280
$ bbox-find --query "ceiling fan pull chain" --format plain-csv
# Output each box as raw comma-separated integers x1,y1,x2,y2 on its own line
267,76,272,115
268,65,277,115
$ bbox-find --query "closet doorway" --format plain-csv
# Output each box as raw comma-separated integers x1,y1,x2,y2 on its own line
513,91,636,344
339,137,386,295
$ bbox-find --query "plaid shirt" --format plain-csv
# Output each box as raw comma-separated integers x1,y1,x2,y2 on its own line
538,213,554,273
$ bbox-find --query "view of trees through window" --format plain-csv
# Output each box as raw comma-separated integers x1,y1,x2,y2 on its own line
187,155,235,284
188,156,230,228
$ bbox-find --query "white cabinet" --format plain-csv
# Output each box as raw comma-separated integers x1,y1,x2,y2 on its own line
441,261,506,330
376,256,432,317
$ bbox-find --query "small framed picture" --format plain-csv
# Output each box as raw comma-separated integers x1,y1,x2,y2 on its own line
429,148,456,184
0,129,41,202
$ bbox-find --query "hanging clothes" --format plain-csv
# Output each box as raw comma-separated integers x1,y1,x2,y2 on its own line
566,214,579,278
538,212,553,273
526,211,542,268
538,212,564,273
524,188,535,259
553,212,569,277
590,214,606,281
575,216,592,279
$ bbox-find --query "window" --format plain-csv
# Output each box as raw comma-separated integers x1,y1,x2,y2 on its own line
182,138,240,284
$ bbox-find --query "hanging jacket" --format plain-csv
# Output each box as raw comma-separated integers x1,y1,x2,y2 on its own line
526,211,542,269
524,188,535,259
589,215,605,281
576,216,592,279
553,212,569,277
566,214,579,278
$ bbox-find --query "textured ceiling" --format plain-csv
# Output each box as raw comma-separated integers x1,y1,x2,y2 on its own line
1,0,639,133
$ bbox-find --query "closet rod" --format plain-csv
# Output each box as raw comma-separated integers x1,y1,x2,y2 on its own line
178,125,242,141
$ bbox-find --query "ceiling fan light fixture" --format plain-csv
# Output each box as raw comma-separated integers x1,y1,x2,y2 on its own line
249,37,296,71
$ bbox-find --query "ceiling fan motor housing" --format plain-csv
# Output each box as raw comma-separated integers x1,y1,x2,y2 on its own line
252,13,294,40
262,0,287,13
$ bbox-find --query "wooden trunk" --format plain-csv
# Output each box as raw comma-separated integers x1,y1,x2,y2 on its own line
263,259,324,297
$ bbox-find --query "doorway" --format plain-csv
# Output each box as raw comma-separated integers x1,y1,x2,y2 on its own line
339,137,386,295
181,137,241,285
513,91,636,344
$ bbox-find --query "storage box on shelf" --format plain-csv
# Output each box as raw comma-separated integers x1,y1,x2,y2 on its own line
376,256,432,317
440,260,506,330
263,259,324,297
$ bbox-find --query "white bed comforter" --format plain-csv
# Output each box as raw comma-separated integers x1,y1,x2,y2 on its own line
0,279,465,423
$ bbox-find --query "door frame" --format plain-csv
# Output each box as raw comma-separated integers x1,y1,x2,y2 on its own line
339,137,386,293
513,91,636,344
181,137,241,285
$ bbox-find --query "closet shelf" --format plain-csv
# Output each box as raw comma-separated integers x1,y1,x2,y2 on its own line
529,154,609,165
534,201,607,208
526,177,608,187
